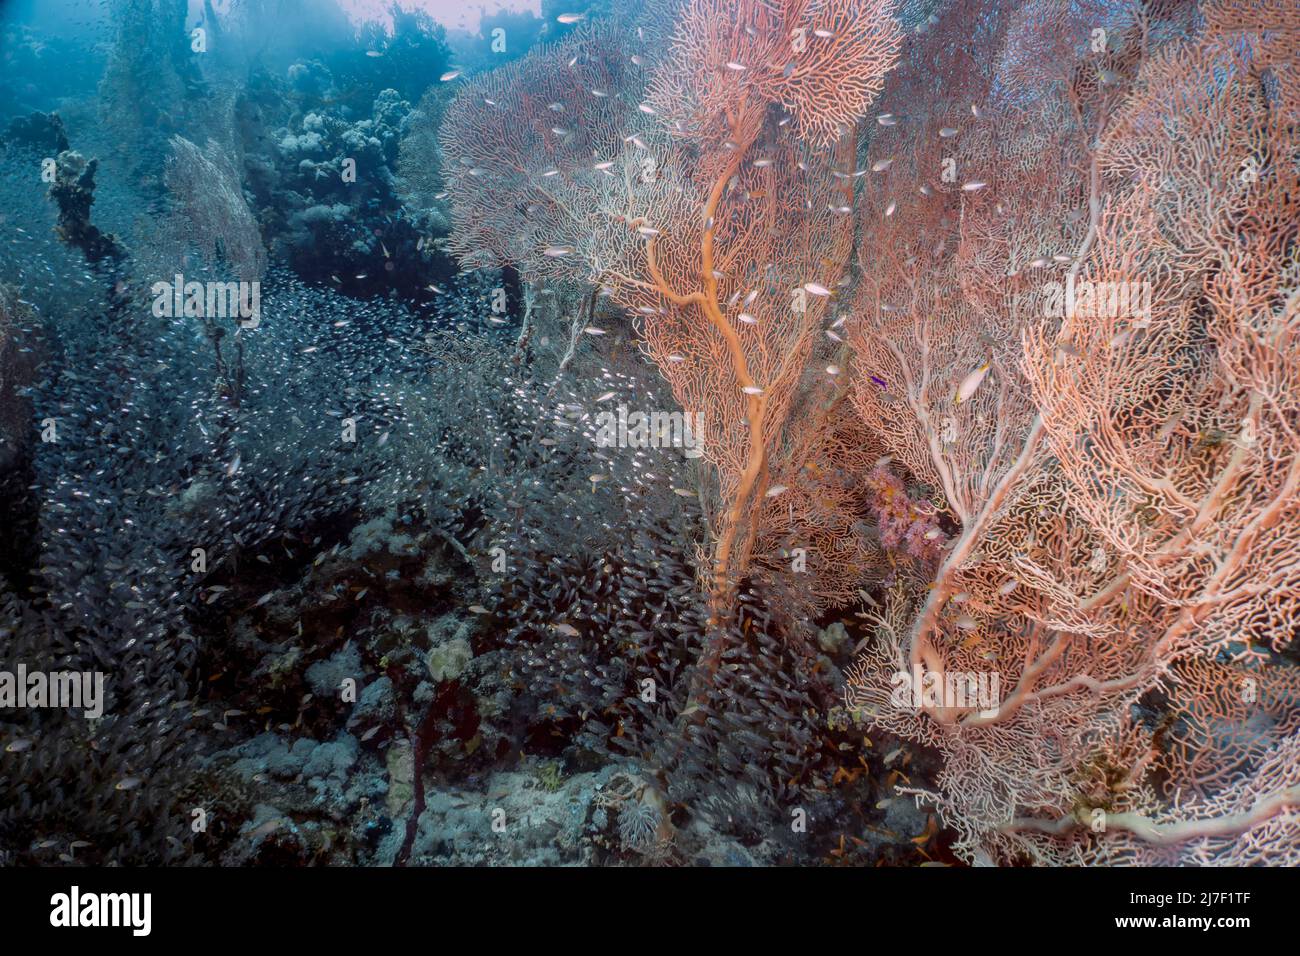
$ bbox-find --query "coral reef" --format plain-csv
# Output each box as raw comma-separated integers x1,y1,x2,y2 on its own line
0,0,1294,874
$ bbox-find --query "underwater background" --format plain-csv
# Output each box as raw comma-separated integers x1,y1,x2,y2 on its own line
0,0,1296,867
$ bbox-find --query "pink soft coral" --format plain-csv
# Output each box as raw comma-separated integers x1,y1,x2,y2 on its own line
864,465,944,563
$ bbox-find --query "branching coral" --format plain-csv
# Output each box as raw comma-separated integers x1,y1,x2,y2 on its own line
844,0,1300,866
441,3,901,614
164,136,267,281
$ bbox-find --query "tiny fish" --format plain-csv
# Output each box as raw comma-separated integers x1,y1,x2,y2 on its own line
954,362,991,403
557,12,586,23
803,282,832,296
725,61,746,71
765,484,789,498
962,180,988,191
440,70,461,82
871,157,894,172
553,623,581,636
877,113,897,125
884,200,897,216
939,127,958,138
468,605,490,614
741,385,764,395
